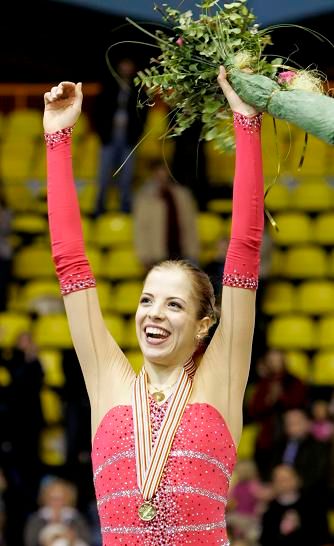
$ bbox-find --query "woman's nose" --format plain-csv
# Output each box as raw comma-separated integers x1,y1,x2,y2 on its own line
148,303,165,320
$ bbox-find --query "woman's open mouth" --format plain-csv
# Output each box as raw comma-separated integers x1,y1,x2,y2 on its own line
144,326,171,345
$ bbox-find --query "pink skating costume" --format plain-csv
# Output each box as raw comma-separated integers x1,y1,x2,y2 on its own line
46,110,264,546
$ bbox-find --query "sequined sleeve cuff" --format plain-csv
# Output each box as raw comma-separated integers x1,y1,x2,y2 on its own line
222,272,258,290
233,112,262,134
60,274,97,296
44,126,73,149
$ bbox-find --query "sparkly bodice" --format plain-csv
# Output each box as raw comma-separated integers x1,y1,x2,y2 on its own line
92,398,236,545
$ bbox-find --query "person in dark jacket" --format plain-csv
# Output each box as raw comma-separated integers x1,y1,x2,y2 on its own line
247,349,308,480
260,464,329,546
93,57,147,215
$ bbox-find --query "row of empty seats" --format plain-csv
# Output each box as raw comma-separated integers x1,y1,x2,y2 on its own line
262,280,334,316
1,311,334,386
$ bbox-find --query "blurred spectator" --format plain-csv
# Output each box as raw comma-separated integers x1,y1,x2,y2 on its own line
24,478,91,546
171,120,209,211
227,459,271,543
93,57,147,215
3,332,45,543
133,159,199,270
248,349,308,480
204,237,229,300
0,197,13,311
39,522,88,546
0,469,6,546
310,399,334,443
259,464,329,546
270,409,330,496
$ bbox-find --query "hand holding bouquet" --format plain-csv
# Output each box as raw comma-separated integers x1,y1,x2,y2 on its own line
132,0,334,151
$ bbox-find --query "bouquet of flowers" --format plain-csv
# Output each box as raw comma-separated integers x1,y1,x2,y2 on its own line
131,0,334,152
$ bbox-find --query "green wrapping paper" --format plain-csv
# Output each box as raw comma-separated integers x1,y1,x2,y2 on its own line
229,70,334,145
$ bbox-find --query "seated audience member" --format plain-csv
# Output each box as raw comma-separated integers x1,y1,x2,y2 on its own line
227,459,271,544
24,478,91,546
310,399,334,443
39,523,88,546
247,349,308,480
133,159,199,270
269,408,331,497
260,464,329,546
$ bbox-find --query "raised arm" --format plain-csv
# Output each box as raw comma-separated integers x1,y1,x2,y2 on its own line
44,82,134,420
197,67,264,443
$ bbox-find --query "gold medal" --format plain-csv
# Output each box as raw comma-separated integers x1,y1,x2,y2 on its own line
152,391,165,403
138,501,157,521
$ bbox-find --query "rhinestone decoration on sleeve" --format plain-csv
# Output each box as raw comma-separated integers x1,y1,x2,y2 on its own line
60,274,96,295
44,126,73,148
222,271,258,290
233,112,262,133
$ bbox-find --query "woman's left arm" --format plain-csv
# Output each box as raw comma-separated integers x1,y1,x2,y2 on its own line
197,67,264,443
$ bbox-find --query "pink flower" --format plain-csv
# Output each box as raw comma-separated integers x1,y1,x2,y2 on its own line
278,70,297,85
176,36,183,47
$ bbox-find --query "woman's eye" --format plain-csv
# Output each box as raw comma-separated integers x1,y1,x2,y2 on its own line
140,297,151,304
169,301,182,309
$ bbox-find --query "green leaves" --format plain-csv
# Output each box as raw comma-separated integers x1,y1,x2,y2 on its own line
132,0,273,151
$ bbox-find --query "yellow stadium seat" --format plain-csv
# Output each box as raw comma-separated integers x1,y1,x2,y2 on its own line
39,349,65,387
95,281,113,312
123,318,140,350
40,387,63,425
207,199,232,214
5,109,43,139
267,314,315,350
269,212,312,246
261,282,296,315
285,351,311,382
268,248,285,277
2,140,37,179
102,249,145,280
103,314,126,346
197,213,225,246
313,213,334,246
95,213,134,248
33,314,72,349
237,424,259,460
39,426,66,466
13,244,55,279
13,280,62,314
312,351,334,385
329,250,334,279
111,281,142,315
265,182,292,212
125,350,143,374
75,133,100,179
76,180,97,214
0,312,31,348
316,315,334,350
296,280,334,315
85,246,103,277
291,182,333,212
283,246,328,279
81,215,95,245
12,213,48,235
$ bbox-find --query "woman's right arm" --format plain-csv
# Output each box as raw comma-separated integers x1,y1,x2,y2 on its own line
44,82,134,414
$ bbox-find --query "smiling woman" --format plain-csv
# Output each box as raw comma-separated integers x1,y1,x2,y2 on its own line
43,65,264,545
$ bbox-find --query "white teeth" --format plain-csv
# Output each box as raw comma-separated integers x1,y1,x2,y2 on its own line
145,327,169,337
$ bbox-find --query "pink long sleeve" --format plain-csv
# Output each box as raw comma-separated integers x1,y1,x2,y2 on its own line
46,129,96,295
222,112,264,290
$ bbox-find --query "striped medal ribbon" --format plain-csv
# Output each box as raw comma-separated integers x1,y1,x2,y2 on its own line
133,358,196,522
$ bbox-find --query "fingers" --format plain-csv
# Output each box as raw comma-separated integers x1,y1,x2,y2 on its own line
44,81,77,104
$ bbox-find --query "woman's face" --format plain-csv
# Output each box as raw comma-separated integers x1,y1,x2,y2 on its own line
136,267,206,367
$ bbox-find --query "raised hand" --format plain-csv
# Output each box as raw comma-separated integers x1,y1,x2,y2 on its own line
43,81,83,133
217,66,257,117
